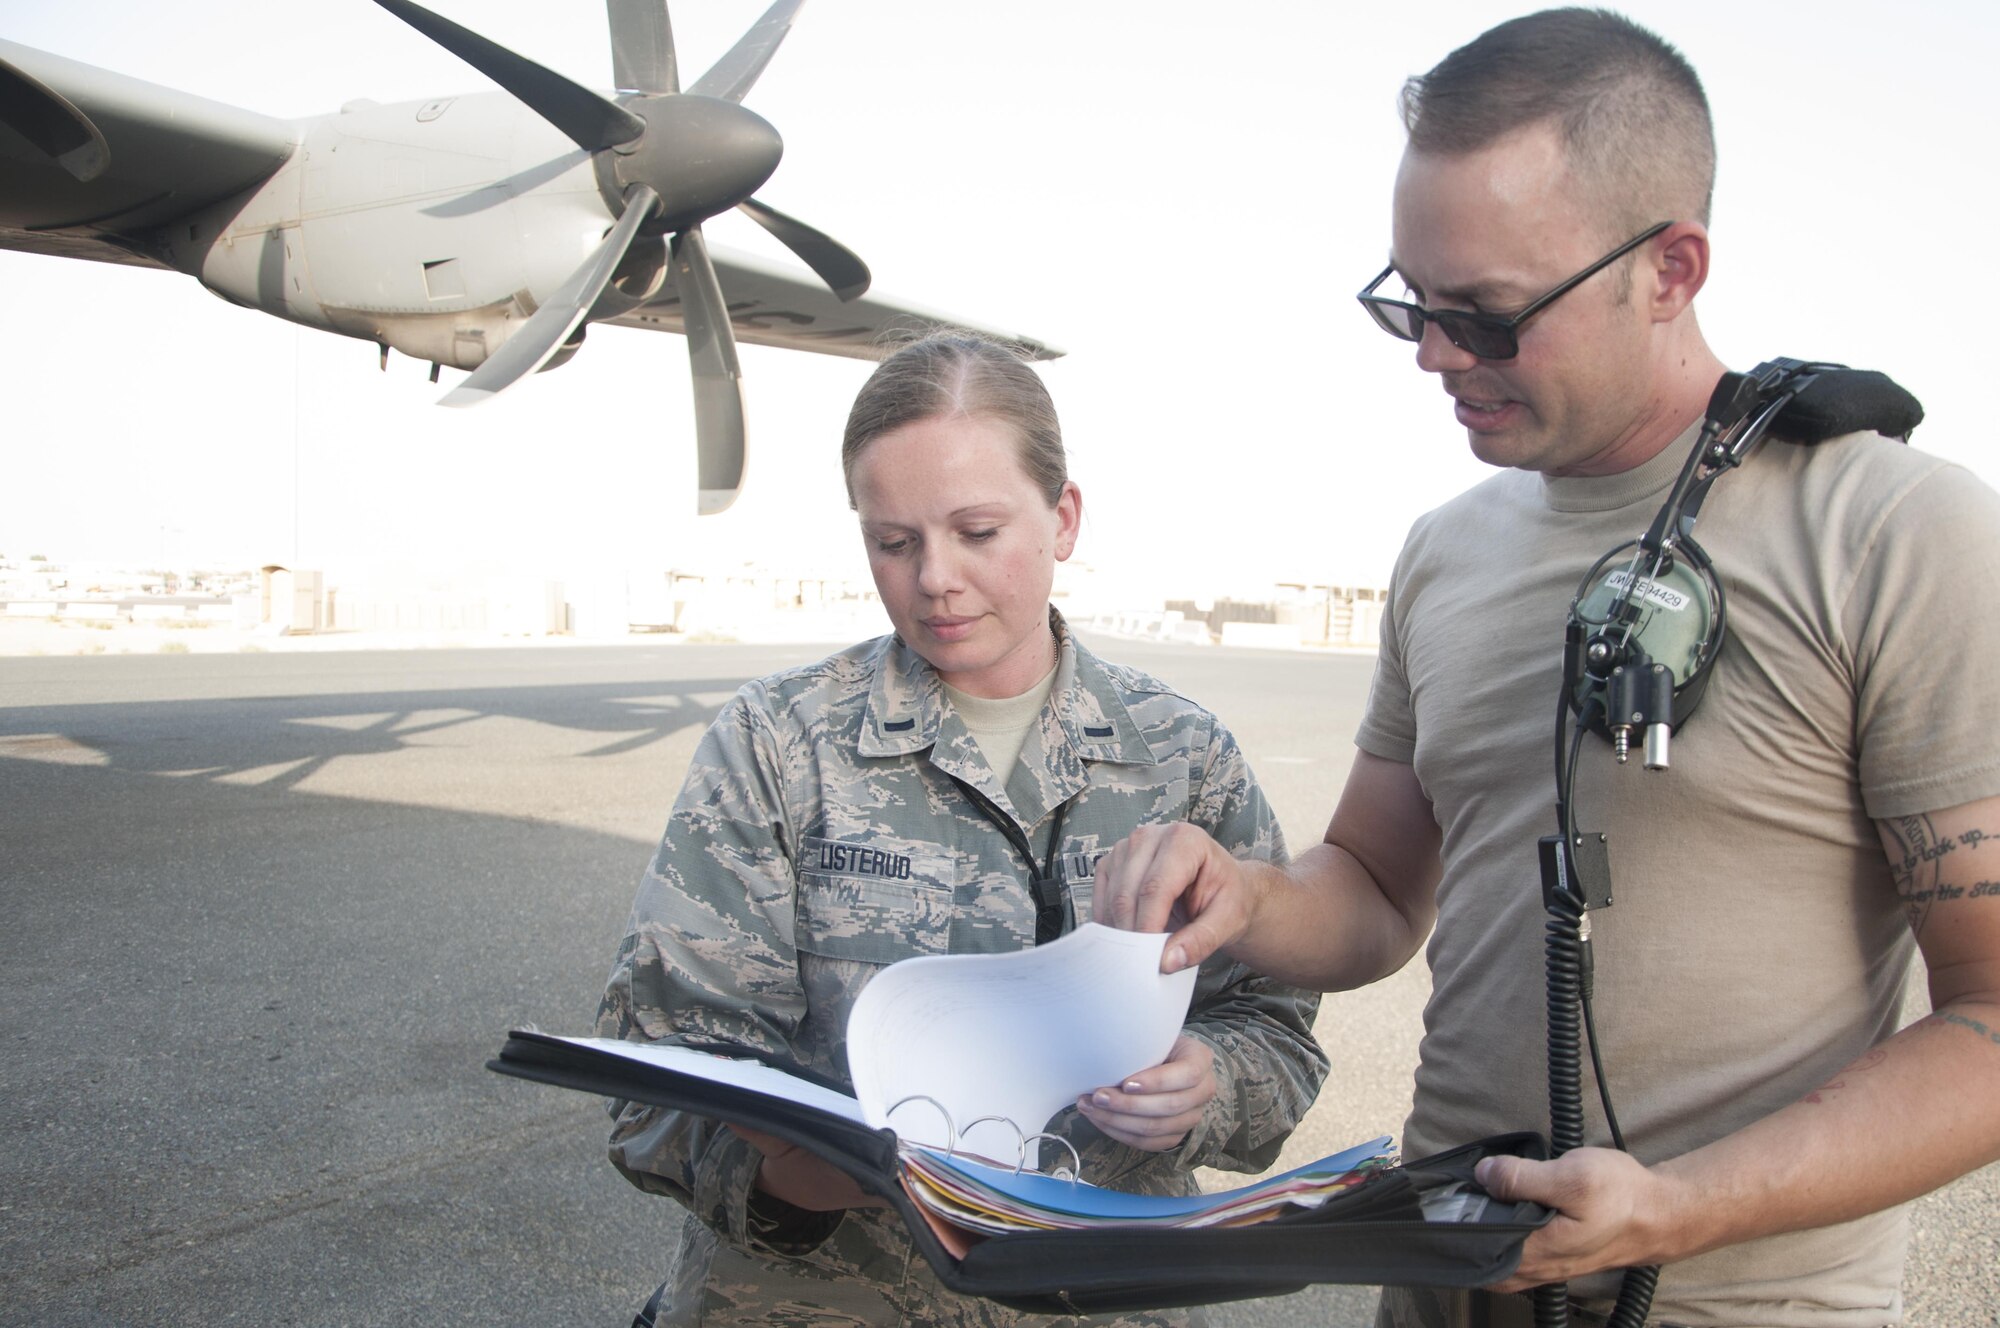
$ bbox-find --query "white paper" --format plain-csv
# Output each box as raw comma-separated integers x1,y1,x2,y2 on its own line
844,923,1198,1161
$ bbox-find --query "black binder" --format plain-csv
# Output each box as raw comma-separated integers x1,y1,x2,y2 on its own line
491,1030,1551,1314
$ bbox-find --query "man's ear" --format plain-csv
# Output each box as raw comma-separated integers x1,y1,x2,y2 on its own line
1650,221,1710,323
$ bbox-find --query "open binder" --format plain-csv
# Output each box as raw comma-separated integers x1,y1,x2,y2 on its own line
490,1028,1552,1313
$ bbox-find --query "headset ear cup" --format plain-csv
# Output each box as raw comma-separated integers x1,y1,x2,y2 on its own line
1565,535,1726,744
1666,535,1724,732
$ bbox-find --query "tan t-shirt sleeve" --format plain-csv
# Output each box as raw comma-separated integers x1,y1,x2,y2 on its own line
1847,461,2000,819
1355,533,1420,765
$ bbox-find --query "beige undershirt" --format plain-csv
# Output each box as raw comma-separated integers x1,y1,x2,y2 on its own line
941,659,1059,779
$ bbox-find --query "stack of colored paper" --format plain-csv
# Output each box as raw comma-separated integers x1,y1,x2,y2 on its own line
899,1136,1399,1236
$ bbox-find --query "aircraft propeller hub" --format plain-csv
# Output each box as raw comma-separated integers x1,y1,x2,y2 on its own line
613,95,782,232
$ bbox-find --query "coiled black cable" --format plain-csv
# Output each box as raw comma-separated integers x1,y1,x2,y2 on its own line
1544,887,1588,1156
1533,880,1587,1328
1539,691,1660,1328
1606,1267,1661,1328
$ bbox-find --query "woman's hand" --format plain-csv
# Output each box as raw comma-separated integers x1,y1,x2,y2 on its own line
728,1124,887,1212
1074,1033,1217,1151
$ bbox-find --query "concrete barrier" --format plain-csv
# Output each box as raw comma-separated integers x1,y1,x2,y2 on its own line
5,601,58,617
57,602,120,621
1219,620,1304,650
1347,600,1385,649
1073,609,1212,646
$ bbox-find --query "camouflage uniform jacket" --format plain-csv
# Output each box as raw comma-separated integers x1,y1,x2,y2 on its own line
596,614,1327,1327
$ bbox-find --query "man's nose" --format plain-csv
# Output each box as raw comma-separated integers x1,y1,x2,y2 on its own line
1415,319,1479,374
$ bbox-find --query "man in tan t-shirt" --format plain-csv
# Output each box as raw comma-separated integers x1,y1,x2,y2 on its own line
1092,8,2000,1327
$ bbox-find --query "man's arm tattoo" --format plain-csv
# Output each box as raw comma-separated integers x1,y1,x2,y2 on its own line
1803,1047,1888,1104
1885,813,1947,937
1936,1011,2000,1049
1883,813,2000,937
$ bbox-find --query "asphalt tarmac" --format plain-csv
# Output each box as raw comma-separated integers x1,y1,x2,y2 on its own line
1,639,1992,1326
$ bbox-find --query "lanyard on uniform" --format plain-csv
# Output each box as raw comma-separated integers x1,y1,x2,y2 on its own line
946,775,1070,945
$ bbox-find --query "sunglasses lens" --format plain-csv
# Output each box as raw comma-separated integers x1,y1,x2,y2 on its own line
1439,315,1515,360
1362,299,1423,343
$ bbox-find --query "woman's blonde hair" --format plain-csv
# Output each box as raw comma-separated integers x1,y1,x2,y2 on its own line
842,331,1066,507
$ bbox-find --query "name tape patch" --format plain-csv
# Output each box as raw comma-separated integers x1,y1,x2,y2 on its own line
804,836,913,881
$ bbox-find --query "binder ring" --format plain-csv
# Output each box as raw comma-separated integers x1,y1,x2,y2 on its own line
885,1099,1084,1183
1022,1131,1083,1184
885,1094,957,1154
961,1114,1027,1168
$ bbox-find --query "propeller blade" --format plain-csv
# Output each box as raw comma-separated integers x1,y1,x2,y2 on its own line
0,53,108,181
670,227,748,514
373,0,644,153
441,186,662,407
737,197,870,301
686,0,804,104
607,0,677,95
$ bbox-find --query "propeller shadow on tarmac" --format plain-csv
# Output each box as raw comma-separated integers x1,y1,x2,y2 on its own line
0,675,748,1324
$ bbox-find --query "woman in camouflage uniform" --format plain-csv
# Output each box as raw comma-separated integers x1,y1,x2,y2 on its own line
598,333,1327,1327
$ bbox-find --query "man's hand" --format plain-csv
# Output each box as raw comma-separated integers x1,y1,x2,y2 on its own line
727,1124,887,1212
1092,822,1260,973
1075,1033,1217,1151
1473,1148,1688,1290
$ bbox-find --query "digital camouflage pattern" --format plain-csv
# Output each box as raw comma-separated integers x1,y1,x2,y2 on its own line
597,612,1327,1326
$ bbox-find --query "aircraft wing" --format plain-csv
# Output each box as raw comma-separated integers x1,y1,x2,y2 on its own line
611,242,1063,363
0,38,296,270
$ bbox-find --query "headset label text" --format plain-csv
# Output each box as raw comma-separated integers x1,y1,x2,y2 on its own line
1604,570,1690,612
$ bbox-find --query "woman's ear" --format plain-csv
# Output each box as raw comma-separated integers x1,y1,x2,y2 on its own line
1053,482,1083,562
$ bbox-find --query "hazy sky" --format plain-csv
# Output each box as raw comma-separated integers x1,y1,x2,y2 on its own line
4,1,1995,595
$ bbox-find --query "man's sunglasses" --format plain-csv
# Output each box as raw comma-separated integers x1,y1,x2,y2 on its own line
1357,221,1672,361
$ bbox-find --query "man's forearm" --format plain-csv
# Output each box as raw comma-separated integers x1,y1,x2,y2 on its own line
1223,841,1433,990
1482,996,2000,1288
1645,999,2000,1263
1214,749,1442,990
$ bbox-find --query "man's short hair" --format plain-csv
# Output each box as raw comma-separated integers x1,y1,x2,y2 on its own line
1400,8,1715,238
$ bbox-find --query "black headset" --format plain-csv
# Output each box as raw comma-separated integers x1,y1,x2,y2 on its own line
1561,358,1925,768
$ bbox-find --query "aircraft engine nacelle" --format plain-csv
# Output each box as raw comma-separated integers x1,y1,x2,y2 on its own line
171,92,614,371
